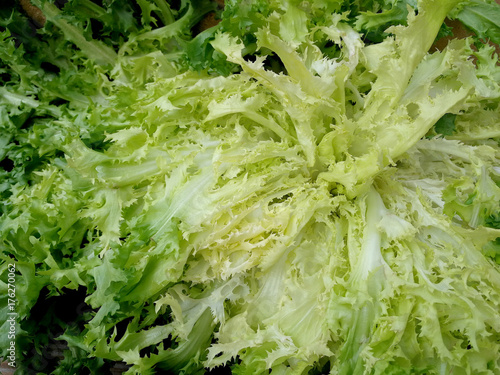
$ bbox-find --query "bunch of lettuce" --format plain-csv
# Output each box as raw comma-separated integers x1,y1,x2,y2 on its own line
1,0,500,374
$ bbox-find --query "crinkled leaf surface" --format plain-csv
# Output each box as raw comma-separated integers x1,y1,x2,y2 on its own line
1,0,500,374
